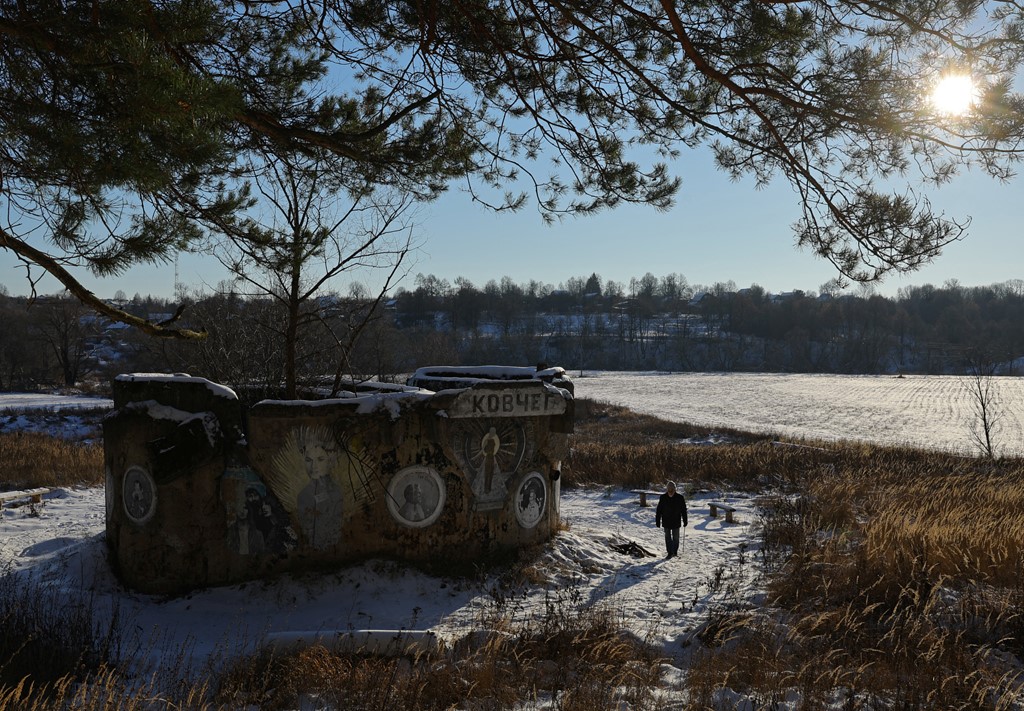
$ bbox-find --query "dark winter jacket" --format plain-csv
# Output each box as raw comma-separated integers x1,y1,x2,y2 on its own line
655,492,688,529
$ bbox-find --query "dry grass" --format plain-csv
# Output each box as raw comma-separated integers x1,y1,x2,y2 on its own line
0,432,103,489
213,594,664,711
0,666,214,711
0,568,122,707
566,398,834,491
689,437,1024,708
567,399,1024,708
3,399,1024,708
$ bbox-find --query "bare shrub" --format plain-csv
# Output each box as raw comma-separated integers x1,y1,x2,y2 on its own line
962,359,1003,459
0,569,120,691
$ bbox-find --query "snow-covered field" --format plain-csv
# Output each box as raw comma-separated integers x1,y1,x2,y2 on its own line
5,371,1020,454
1,371,1019,706
574,371,1024,457
0,393,112,412
0,393,111,441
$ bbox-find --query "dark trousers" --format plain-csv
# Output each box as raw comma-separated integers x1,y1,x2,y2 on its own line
664,527,680,557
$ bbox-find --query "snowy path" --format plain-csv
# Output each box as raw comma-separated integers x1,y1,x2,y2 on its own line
0,487,105,572
1,486,764,670
434,488,763,656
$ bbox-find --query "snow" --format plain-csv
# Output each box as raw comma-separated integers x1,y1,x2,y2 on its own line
573,371,1024,457
409,365,565,381
2,370,1022,703
0,393,113,412
257,389,435,418
115,373,238,400
0,393,112,441
0,485,760,685
119,400,223,448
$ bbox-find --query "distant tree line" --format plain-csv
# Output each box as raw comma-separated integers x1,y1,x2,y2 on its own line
1,274,1022,392
390,273,1024,376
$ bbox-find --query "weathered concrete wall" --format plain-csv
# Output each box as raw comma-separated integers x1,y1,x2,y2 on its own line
104,368,573,594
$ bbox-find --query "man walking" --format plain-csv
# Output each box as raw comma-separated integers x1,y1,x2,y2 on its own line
655,481,688,558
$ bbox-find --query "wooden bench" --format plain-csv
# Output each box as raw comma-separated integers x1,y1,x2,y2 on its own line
708,501,737,523
0,487,50,510
629,489,665,507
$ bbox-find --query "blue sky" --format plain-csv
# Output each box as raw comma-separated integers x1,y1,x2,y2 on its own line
1,145,1020,300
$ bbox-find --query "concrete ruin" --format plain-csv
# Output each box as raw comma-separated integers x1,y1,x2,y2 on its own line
103,366,574,594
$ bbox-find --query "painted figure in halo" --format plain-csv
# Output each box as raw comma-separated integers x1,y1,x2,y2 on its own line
266,424,379,550
295,431,344,549
480,426,500,493
458,419,530,511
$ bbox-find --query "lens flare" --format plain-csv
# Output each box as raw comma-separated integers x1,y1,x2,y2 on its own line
930,74,978,116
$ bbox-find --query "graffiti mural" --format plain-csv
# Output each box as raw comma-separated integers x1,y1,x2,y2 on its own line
514,471,547,529
104,369,575,594
264,425,377,549
221,467,296,555
453,418,534,511
123,466,157,525
386,465,446,528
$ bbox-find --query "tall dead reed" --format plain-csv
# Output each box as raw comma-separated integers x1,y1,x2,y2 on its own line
0,432,103,488
0,569,121,705
571,398,1024,708
713,445,1024,708
566,398,833,491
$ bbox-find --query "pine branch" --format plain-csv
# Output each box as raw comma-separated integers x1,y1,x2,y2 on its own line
0,229,207,340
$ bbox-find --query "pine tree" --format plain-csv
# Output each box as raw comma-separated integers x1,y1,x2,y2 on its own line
2,1,1023,338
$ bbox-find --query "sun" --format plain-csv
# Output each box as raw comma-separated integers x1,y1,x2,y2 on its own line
930,73,979,116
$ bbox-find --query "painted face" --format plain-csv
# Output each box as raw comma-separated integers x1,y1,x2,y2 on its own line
301,442,332,479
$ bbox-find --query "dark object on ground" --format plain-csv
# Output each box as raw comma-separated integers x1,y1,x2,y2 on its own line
609,537,655,558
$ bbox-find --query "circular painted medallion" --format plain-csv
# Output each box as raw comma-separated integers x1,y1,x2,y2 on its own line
122,465,157,525
387,465,446,528
514,471,547,529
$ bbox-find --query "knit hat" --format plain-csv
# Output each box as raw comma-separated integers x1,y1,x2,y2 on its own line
666,480,676,489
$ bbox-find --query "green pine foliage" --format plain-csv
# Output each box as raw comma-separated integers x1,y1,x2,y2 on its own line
2,1,1024,334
